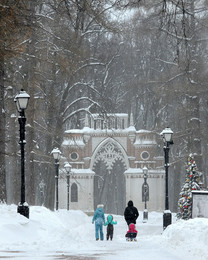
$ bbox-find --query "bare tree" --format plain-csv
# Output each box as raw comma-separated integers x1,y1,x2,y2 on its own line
0,0,32,202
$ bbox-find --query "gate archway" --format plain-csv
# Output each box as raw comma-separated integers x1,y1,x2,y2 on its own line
91,138,128,215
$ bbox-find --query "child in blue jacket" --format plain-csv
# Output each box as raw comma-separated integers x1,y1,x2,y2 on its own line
92,204,105,241
104,215,117,240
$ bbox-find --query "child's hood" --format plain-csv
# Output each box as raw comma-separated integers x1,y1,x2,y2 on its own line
96,207,104,214
129,223,136,231
107,215,113,223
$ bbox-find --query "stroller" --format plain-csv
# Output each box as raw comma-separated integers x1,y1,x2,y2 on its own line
125,223,138,241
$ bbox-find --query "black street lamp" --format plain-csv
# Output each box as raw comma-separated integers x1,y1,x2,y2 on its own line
39,180,46,206
160,127,173,230
64,163,72,210
51,148,61,211
142,166,149,223
14,89,30,218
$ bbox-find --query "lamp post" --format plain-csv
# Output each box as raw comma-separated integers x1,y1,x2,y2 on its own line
142,166,149,223
160,127,173,230
51,148,61,211
39,180,46,206
14,89,30,218
64,162,72,210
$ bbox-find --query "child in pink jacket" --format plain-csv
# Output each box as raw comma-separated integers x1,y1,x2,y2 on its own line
125,223,138,241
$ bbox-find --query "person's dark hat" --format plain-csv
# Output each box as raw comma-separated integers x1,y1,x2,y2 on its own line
128,200,133,207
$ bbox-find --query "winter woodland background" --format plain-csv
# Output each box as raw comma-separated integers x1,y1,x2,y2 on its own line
1,0,208,212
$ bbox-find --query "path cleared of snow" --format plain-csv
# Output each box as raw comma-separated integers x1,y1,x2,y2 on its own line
0,204,208,259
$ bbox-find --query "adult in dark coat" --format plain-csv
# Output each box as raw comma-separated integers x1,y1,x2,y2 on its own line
124,200,139,226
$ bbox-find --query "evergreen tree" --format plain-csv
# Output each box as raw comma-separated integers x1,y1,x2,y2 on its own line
177,154,203,220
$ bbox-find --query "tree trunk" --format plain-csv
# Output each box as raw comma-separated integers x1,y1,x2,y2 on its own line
0,60,6,202
187,1,202,171
6,87,19,204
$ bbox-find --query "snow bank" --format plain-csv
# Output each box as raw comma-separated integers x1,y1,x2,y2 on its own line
0,204,97,254
162,218,208,260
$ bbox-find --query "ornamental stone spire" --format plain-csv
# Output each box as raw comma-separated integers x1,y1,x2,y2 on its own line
130,110,134,126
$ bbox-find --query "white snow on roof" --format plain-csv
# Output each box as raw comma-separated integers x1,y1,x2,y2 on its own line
192,190,208,194
62,138,85,147
124,168,143,174
136,129,152,133
134,138,156,145
124,168,164,174
71,168,95,175
65,129,84,134
65,127,136,135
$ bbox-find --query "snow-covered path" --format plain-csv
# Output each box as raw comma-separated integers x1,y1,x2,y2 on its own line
0,205,208,260
88,213,192,260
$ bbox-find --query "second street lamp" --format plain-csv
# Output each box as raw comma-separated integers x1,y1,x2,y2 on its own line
160,127,174,230
142,166,149,223
51,148,61,211
14,89,30,218
64,163,72,210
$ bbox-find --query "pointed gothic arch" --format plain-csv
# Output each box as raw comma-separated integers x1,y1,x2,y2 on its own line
91,138,128,214
90,137,129,170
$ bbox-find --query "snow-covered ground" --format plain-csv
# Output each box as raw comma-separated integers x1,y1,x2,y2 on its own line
0,204,208,259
